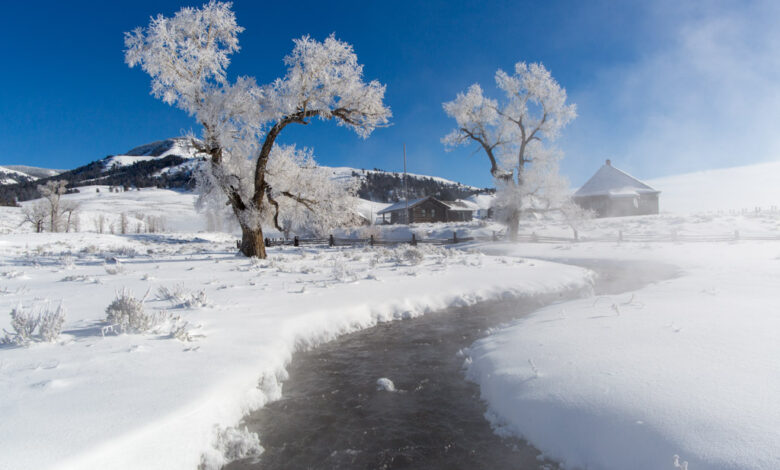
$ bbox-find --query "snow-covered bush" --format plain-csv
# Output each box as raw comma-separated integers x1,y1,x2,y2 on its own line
169,319,203,342
104,288,159,334
1,303,66,346
331,258,356,283
157,284,210,309
104,260,126,275
59,255,75,270
39,303,66,342
399,247,425,266
4,305,38,345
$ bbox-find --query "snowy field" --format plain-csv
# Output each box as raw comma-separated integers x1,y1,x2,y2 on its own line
1,158,779,469
0,232,590,469
466,239,780,470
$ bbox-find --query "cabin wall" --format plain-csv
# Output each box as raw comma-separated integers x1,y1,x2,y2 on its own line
446,210,473,222
410,199,449,223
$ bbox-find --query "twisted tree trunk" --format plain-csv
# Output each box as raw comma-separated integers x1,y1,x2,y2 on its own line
240,224,266,258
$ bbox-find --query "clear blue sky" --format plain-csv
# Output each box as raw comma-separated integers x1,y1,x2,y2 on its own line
1,0,778,188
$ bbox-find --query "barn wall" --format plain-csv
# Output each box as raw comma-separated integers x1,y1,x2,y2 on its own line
574,193,659,218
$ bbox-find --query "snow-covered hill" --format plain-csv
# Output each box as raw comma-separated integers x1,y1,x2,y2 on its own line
647,160,780,213
0,165,63,185
101,138,207,171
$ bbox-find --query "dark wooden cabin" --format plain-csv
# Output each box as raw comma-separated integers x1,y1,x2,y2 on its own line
377,196,475,224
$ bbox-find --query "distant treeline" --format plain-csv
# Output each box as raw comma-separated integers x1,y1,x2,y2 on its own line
0,157,490,207
354,171,490,202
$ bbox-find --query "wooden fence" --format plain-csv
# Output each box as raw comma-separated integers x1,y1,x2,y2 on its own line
259,229,780,248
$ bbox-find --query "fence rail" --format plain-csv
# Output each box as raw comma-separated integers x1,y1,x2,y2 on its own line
258,229,780,248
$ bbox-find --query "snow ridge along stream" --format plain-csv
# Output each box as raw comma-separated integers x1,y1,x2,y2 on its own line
224,258,676,469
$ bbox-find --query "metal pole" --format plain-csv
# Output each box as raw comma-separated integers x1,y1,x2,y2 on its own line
403,143,409,225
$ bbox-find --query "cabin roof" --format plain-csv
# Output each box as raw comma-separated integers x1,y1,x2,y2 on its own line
574,160,659,198
376,196,476,214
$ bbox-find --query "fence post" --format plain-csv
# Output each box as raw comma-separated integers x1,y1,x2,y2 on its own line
492,231,498,242
411,233,417,246
453,232,458,244
264,237,270,247
329,234,335,247
370,235,375,247
294,236,299,247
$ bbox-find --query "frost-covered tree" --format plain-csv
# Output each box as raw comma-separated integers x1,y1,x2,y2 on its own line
443,62,576,240
38,180,68,232
22,201,47,233
125,1,390,257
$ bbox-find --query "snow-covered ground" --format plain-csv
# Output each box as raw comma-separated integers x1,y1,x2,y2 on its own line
0,232,590,470
466,238,780,470
1,158,779,469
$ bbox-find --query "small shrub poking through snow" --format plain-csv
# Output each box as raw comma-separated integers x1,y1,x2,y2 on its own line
1,303,66,346
104,288,160,334
104,260,126,275
39,303,66,342
4,306,38,345
399,247,425,266
331,258,356,283
157,284,209,309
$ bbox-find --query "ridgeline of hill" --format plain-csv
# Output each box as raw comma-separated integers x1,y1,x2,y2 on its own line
0,139,489,206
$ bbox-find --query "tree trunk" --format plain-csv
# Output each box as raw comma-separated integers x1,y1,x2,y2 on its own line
240,224,267,258
506,208,521,242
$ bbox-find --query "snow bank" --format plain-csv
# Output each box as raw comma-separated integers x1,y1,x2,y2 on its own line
467,241,780,470
0,234,591,470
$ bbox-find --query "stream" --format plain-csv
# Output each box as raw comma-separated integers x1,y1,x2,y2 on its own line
225,259,679,470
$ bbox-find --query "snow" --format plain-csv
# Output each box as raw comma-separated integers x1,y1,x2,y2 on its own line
0,231,590,470
376,378,397,392
466,236,780,470
2,165,64,179
19,185,206,233
0,166,36,185
101,138,206,171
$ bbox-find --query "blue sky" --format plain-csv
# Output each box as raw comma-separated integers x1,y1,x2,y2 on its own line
1,0,778,188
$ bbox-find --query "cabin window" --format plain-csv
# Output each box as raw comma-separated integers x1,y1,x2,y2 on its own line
431,209,435,217
421,209,427,217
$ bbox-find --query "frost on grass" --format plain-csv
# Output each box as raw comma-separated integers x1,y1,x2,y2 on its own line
156,284,210,309
199,425,263,470
104,260,127,275
1,303,66,346
331,258,357,283
104,288,163,334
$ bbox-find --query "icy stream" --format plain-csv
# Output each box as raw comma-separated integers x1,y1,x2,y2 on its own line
225,259,678,469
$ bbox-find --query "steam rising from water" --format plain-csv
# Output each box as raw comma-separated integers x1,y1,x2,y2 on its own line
565,0,780,184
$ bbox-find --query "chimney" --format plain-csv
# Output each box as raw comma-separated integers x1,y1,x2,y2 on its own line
606,159,612,166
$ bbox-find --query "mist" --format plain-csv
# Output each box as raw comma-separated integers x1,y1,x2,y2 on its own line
562,0,780,186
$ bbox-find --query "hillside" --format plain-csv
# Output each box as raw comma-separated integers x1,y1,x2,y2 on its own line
1,138,488,205
647,160,780,213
